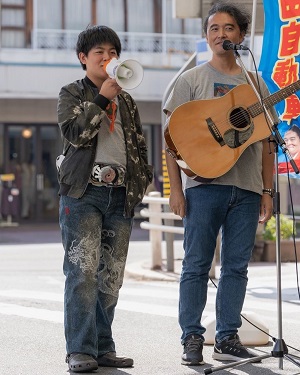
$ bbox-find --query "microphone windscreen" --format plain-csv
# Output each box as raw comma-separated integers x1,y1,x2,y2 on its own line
222,40,232,50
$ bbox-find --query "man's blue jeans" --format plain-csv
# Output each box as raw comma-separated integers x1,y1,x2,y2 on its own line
179,184,261,343
59,185,133,358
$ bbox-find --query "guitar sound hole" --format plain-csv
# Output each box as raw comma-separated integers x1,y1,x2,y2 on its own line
230,107,250,129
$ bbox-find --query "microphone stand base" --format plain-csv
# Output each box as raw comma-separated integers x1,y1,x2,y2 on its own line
204,339,300,374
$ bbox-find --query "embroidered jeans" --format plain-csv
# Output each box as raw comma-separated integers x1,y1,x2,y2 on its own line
179,184,261,343
59,184,133,357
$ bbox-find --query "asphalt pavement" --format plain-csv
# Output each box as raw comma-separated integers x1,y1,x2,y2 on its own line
1,220,300,374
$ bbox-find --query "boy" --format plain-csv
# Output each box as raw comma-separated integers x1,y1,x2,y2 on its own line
57,25,153,373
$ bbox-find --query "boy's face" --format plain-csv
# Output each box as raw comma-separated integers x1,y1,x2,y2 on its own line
206,12,244,55
78,43,118,81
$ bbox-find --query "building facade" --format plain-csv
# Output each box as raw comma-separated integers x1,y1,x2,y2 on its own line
0,0,265,223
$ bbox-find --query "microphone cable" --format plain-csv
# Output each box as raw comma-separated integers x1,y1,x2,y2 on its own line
209,45,300,354
245,46,300,300
209,274,300,355
280,162,300,300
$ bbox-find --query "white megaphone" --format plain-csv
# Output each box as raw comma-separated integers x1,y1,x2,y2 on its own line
104,58,144,89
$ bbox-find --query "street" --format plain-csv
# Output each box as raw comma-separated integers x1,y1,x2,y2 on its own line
0,236,300,375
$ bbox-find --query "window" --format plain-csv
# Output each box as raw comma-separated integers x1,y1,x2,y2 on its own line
127,0,154,32
1,0,26,47
165,0,201,35
96,0,125,31
36,0,61,29
65,0,92,30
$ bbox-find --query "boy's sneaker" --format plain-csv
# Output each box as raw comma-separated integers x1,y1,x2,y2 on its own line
213,334,260,362
181,334,205,366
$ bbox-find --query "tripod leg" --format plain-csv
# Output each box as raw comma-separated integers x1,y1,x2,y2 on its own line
204,354,272,374
284,354,300,368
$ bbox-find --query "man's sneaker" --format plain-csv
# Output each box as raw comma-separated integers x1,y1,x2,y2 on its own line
181,334,205,366
212,334,260,362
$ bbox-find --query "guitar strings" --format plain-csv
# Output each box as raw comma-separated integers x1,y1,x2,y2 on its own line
207,108,252,130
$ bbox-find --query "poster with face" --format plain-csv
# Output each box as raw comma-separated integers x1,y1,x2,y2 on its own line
259,0,300,177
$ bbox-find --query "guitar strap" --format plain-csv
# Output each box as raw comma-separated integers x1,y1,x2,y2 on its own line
246,71,274,143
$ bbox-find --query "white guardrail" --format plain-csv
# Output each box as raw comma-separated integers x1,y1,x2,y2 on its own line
140,191,219,277
31,29,199,54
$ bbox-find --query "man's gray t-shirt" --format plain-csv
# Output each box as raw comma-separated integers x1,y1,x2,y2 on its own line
163,62,275,195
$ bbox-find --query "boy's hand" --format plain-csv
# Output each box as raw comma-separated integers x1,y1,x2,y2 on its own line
100,78,122,100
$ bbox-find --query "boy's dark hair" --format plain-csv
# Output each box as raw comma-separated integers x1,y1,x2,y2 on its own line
203,1,251,36
76,25,122,70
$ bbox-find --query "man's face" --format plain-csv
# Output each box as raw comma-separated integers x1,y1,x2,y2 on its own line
206,12,244,55
79,43,118,81
284,130,300,157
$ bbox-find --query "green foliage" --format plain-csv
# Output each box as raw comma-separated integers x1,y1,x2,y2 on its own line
263,215,295,241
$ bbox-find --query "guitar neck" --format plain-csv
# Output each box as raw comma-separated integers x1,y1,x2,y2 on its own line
249,79,300,117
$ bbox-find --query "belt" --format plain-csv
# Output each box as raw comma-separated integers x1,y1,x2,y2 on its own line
90,163,126,187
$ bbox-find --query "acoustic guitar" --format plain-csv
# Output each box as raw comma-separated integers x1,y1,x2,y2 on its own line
165,80,300,182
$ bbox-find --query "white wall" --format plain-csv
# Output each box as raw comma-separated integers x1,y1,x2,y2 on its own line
0,35,264,100
0,49,181,101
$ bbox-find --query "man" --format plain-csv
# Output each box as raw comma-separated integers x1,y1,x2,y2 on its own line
57,25,153,373
163,1,275,366
284,125,300,160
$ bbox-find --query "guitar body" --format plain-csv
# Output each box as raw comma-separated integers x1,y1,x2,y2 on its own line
165,84,272,180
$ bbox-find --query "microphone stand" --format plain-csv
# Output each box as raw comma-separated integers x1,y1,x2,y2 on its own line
204,50,300,374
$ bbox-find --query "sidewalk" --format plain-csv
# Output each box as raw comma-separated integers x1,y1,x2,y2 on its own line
1,223,300,374
1,221,298,284
1,221,299,296
0,218,148,244
125,239,300,284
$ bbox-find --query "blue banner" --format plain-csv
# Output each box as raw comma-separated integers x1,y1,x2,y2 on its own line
259,0,300,177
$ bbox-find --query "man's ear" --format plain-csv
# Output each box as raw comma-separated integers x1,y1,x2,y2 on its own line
239,32,246,44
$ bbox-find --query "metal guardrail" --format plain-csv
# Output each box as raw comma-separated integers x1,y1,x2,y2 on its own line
140,191,219,277
31,29,199,55
140,191,182,272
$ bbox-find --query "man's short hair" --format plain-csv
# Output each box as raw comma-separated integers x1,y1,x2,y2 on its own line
203,1,251,36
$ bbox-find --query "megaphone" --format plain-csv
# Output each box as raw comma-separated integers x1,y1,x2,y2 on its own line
104,58,144,89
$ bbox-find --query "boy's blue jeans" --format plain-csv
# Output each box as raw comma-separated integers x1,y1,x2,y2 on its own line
59,185,133,357
179,184,261,343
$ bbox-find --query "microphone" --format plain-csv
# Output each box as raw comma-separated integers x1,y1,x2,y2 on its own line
222,40,248,51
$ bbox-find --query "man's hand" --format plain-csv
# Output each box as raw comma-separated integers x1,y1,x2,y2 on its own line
259,194,273,223
169,189,186,218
